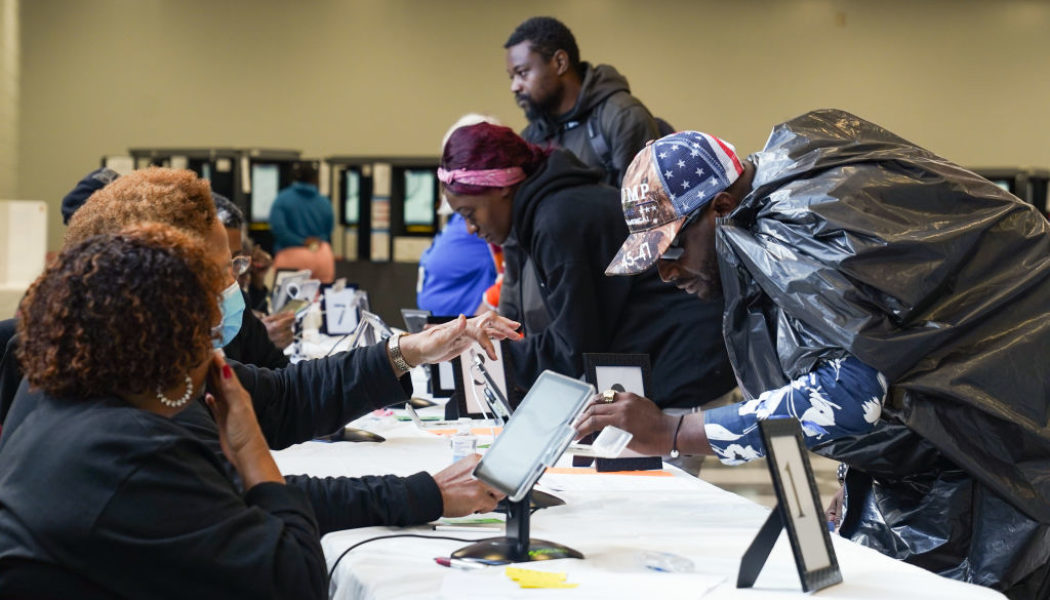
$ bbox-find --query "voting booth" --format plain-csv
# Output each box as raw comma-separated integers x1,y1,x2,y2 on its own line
326,155,439,263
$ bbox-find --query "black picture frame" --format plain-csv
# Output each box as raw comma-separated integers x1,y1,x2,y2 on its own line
737,418,842,592
318,281,359,336
580,353,656,470
582,353,652,397
427,316,457,398
451,339,511,420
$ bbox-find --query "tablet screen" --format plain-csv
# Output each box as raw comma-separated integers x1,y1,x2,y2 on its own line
473,371,594,501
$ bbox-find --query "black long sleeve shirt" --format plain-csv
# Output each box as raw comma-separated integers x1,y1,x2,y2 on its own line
0,329,444,535
176,343,443,533
0,385,326,599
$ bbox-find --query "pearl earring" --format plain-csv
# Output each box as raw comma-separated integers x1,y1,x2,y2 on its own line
156,374,193,408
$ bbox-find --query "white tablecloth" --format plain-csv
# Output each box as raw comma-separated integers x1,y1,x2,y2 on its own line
273,407,1005,600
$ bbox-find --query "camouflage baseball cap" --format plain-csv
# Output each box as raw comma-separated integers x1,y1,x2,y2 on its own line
606,131,743,276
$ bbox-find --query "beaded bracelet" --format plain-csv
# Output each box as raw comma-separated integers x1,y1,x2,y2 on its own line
669,414,686,459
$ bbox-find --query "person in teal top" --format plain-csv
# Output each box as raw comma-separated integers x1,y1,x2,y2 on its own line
269,162,336,282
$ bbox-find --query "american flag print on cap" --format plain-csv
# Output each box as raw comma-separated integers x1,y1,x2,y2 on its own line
606,131,743,276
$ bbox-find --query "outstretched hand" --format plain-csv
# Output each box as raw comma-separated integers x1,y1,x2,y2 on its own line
399,311,520,367
432,455,504,516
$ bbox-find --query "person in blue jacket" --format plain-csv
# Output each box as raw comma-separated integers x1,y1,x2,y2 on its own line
417,211,496,316
269,161,336,282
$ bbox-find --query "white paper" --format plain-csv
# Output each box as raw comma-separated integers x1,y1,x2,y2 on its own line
539,472,699,493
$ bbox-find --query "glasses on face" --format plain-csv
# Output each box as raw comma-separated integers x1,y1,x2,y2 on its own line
659,210,703,262
230,255,251,277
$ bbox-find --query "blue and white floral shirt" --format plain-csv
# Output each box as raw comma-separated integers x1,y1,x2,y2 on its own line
704,356,887,464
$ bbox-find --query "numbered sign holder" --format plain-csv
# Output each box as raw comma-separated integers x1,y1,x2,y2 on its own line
737,418,842,593
320,283,359,336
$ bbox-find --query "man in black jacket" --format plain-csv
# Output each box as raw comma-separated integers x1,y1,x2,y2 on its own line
504,16,661,187
502,17,674,354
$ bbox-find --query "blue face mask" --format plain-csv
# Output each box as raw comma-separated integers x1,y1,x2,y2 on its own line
213,281,246,348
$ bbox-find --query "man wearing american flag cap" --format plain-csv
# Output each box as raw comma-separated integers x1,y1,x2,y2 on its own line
577,109,1050,595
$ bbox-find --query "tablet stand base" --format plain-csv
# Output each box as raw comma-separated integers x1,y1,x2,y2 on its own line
452,537,583,564
452,491,582,564
316,427,386,443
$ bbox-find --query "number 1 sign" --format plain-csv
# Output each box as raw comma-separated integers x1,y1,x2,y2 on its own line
736,417,842,592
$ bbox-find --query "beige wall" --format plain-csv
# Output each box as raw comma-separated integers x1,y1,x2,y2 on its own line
16,0,1050,250
0,0,17,199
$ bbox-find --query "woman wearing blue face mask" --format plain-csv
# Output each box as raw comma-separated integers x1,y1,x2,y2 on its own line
215,271,247,348
0,224,327,598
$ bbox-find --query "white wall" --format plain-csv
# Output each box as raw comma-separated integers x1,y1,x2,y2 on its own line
16,0,1050,250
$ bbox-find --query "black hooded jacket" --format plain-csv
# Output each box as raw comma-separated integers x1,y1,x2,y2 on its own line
503,150,734,408
521,63,659,186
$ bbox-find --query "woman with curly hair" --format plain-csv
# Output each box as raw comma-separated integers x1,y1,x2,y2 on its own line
0,224,326,598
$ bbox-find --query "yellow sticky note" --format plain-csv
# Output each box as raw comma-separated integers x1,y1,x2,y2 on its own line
504,567,579,589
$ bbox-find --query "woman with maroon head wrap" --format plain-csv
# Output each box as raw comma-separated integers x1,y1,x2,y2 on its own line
440,123,550,245
439,123,735,412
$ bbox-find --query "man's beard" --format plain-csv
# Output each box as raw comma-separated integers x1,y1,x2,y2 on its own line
516,94,555,122
695,256,723,301
516,94,541,121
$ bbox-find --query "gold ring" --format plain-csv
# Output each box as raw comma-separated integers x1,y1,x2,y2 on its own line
600,389,616,404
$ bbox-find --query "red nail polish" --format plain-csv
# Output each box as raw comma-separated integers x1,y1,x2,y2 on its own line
222,365,233,379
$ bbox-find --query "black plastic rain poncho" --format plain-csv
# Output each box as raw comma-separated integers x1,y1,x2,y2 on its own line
717,109,1050,593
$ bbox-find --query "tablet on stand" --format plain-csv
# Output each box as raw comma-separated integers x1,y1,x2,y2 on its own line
451,370,594,564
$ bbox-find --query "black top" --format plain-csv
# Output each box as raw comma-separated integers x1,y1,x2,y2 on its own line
0,383,326,599
222,291,290,370
520,63,658,186
182,343,443,533
503,150,735,408
0,321,18,430
0,336,442,535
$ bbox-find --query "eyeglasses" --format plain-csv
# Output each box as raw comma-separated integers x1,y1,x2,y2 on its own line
659,209,702,262
230,255,251,277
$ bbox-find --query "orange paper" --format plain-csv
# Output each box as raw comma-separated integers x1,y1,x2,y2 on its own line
545,466,672,477
428,427,503,437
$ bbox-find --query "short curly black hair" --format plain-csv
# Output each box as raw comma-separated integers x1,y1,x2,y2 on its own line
213,192,244,230
17,224,224,399
504,16,580,70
